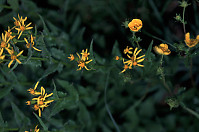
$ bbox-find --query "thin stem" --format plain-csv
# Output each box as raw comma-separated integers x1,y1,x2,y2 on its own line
2,128,19,131
180,102,199,119
160,55,172,95
143,31,176,49
182,7,186,33
104,71,121,132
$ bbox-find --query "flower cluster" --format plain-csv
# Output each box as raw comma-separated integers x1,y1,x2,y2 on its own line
0,14,41,68
26,81,54,117
116,46,145,73
68,49,93,70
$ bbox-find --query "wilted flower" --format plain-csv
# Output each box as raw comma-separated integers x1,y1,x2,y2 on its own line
128,19,143,32
184,32,199,48
154,44,171,55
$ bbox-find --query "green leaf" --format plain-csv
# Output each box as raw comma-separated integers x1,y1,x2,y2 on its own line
11,102,30,127
0,0,6,12
0,87,12,99
89,39,96,64
145,40,153,61
33,112,48,131
63,120,79,132
7,0,19,11
50,79,79,117
77,103,91,129
70,16,81,35
77,85,99,106
52,80,59,99
111,41,121,56
39,63,63,81
38,32,52,61
0,112,7,127
38,14,49,35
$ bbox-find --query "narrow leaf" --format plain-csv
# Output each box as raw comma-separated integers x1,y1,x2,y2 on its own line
33,112,48,131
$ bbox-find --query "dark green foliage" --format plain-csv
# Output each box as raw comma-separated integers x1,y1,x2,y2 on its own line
0,0,199,132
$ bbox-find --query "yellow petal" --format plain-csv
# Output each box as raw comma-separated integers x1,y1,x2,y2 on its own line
8,60,14,68
33,47,42,51
17,50,23,57
34,81,40,90
185,32,190,43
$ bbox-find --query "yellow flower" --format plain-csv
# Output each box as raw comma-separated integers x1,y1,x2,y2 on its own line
0,48,5,60
7,48,23,68
25,125,40,132
80,49,90,61
123,47,145,68
123,46,133,54
153,44,171,55
76,53,92,71
184,32,199,48
5,26,15,40
0,33,10,52
27,81,41,95
13,14,27,27
31,86,54,117
128,19,143,32
120,63,132,73
68,54,75,61
24,35,41,51
115,56,120,60
15,15,33,39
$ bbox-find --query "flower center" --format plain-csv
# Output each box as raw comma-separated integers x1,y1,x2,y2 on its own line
20,26,26,31
26,43,33,48
79,61,85,68
7,32,11,38
39,100,44,105
11,55,17,60
14,21,20,26
34,104,39,110
124,65,129,69
133,62,137,66
1,42,6,48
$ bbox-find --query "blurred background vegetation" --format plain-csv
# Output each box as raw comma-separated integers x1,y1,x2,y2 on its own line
0,0,199,132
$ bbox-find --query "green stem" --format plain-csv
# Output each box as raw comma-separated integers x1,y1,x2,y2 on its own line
143,31,176,49
160,55,172,95
104,71,121,132
2,128,19,131
182,7,186,33
180,102,199,119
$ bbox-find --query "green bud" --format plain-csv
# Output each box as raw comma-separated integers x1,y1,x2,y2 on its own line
174,14,182,22
165,97,179,110
122,20,129,29
157,67,164,75
179,0,190,8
